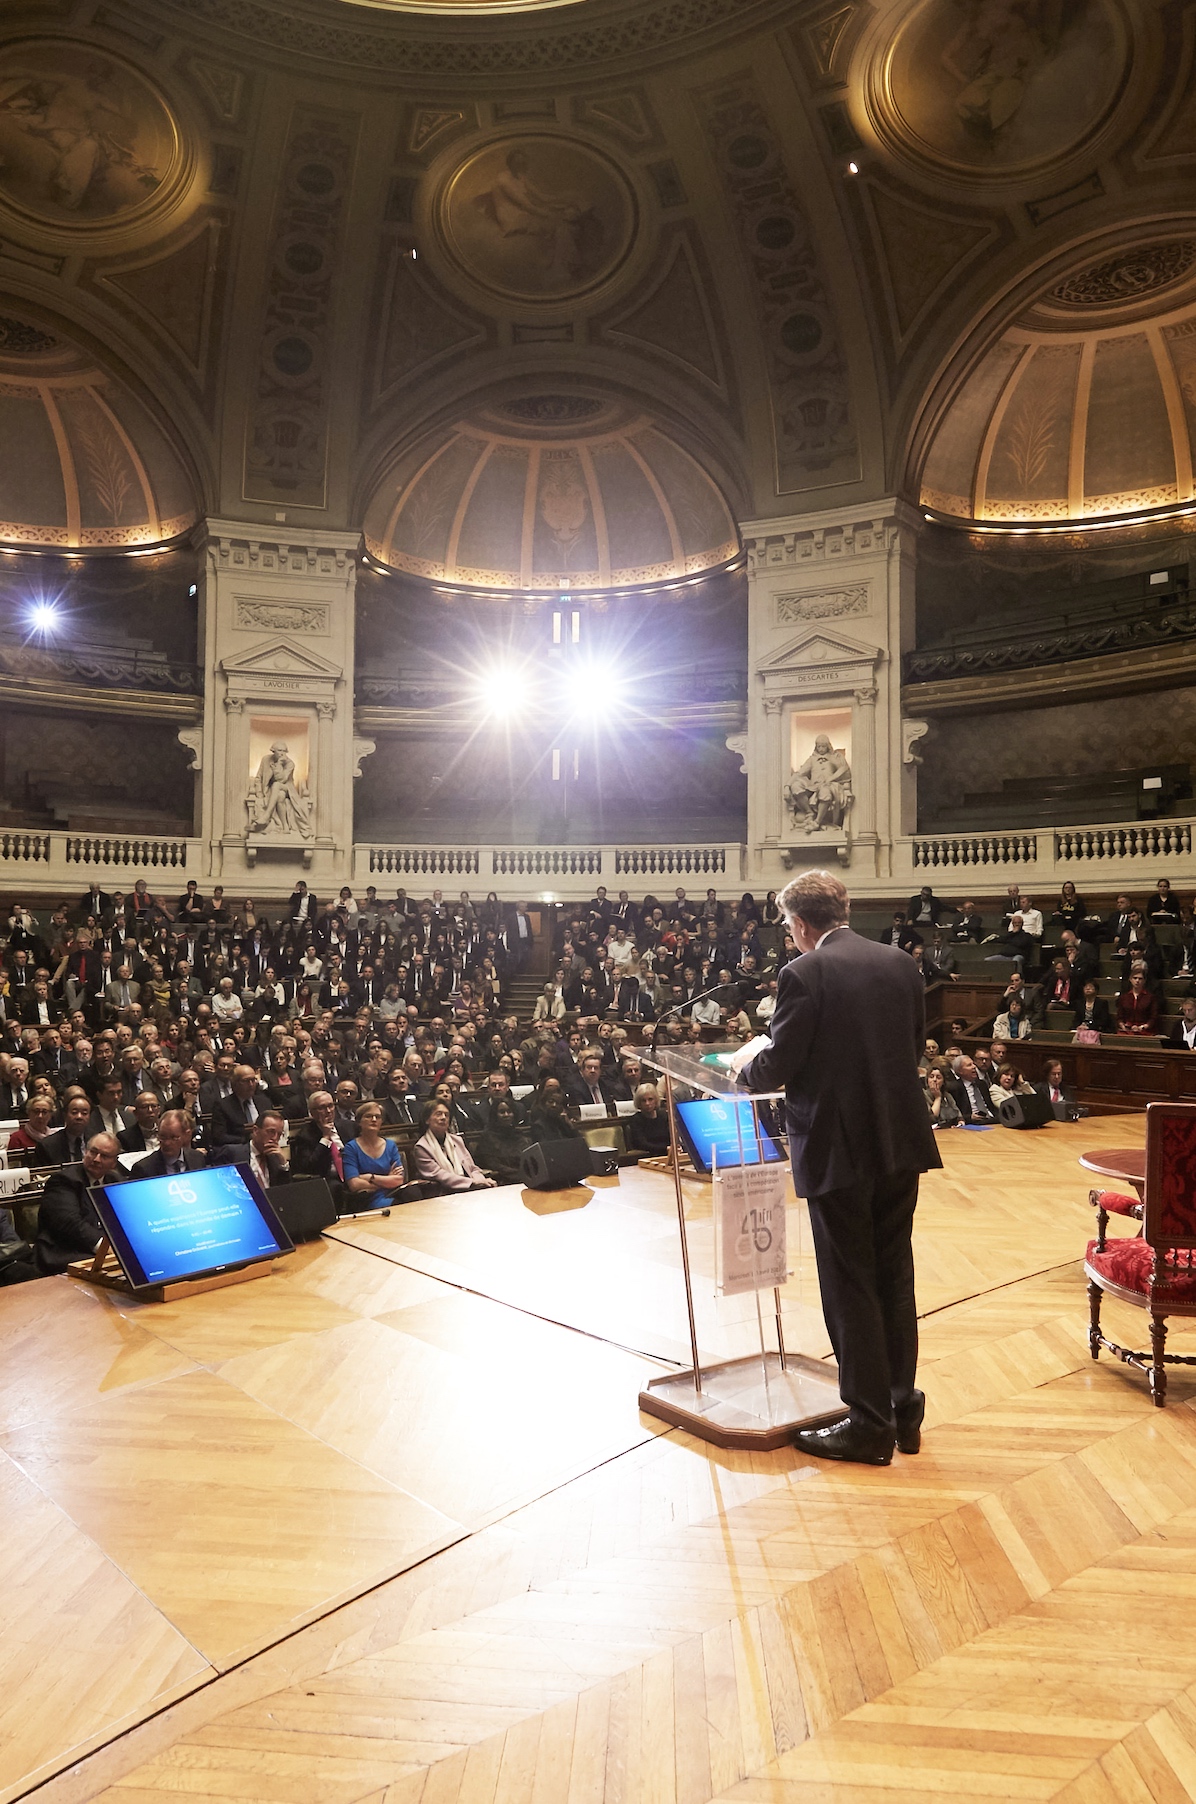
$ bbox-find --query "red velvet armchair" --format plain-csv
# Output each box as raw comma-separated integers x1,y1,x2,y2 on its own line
1087,1102,1196,1407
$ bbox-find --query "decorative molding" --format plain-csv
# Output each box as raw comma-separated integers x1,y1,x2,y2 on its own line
902,719,930,765
223,695,245,713
352,736,376,779
177,725,204,772
746,518,896,570
901,637,1196,717
220,638,342,680
725,732,748,775
234,599,329,634
242,105,360,508
207,529,356,577
315,699,336,720
853,684,878,705
776,583,868,623
152,0,793,77
904,599,1196,685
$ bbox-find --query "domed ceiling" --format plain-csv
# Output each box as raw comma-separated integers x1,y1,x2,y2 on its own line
363,395,739,592
0,312,198,549
920,240,1196,526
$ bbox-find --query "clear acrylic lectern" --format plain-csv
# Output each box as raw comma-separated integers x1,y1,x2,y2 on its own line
637,1044,847,1449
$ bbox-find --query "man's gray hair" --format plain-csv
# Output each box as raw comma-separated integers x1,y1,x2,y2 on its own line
777,870,850,934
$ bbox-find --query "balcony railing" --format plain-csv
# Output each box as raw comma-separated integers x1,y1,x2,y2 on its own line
355,842,742,890
0,638,202,694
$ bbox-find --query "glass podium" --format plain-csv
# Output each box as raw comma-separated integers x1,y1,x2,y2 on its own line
636,1044,847,1449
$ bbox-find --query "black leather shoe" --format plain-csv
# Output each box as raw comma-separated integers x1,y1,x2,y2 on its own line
792,1417,894,1466
895,1390,925,1455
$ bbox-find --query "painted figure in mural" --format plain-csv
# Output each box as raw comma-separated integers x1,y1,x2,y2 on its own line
786,736,853,834
0,67,161,212
246,742,314,839
940,0,1070,141
474,148,592,286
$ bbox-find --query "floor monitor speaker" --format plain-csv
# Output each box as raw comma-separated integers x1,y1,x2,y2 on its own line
520,1139,594,1189
998,1091,1056,1130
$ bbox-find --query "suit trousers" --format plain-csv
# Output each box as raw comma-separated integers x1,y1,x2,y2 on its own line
806,1170,921,1434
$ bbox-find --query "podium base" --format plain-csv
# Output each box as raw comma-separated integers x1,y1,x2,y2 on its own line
639,1351,847,1449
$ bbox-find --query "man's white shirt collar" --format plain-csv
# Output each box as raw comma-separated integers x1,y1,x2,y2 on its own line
815,925,850,950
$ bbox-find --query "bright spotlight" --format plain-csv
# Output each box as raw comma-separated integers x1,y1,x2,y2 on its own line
29,602,60,635
569,662,626,719
475,664,532,718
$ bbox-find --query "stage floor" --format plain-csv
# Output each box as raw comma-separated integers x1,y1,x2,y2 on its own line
9,1115,1196,1803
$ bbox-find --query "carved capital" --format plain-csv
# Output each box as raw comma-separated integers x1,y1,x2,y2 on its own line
315,699,336,720
763,697,784,716
223,694,245,714
853,685,878,706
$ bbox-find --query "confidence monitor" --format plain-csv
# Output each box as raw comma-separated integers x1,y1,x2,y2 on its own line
674,1096,785,1176
89,1164,294,1293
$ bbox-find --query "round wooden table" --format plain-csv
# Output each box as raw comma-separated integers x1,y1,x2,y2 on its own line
1079,1148,1146,1194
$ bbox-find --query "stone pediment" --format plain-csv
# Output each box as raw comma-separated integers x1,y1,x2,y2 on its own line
760,625,880,672
220,639,342,680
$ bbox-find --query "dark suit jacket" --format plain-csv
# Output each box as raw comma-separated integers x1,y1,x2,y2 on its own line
19,996,55,1027
130,1147,208,1179
31,1126,89,1170
209,1144,288,1186
37,1163,125,1274
380,1094,420,1127
1072,996,1114,1032
743,929,941,1198
1160,1020,1196,1050
1033,1079,1078,1108
288,1123,341,1183
877,924,922,953
210,1091,266,1146
946,1074,997,1122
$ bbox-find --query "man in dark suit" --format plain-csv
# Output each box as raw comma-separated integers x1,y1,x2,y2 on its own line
118,1090,161,1156
0,1056,30,1119
288,1092,348,1208
1161,997,1196,1050
1034,1059,1079,1117
20,980,54,1029
947,1055,997,1123
130,1109,208,1179
948,901,984,943
77,884,112,923
907,887,947,929
210,1110,289,1189
877,913,922,953
210,1064,267,1146
36,1132,126,1275
738,870,941,1466
32,1090,95,1168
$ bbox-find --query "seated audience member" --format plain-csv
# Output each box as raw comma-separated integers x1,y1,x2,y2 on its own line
756,978,778,1023
984,914,1033,971
1034,1059,1077,1115
566,1049,618,1109
380,1068,421,1127
878,912,921,951
918,1038,940,1072
211,1064,266,1146
36,1132,125,1275
992,996,1031,1041
971,1047,999,1092
1060,930,1099,982
90,1075,127,1140
1116,910,1163,982
949,900,984,942
907,886,946,929
989,1063,1036,1107
0,1055,30,1117
624,1082,672,1156
1072,980,1113,1035
341,1100,427,1206
1044,957,1078,1012
923,1065,962,1129
32,1089,94,1168
210,1109,289,1189
412,1098,495,1193
131,1109,206,1178
288,1092,343,1181
1147,878,1180,922
1117,970,1159,1036
118,1089,161,1155
474,1095,529,1184
1050,883,1087,932
525,1076,583,1145
947,1055,997,1123
6,1092,56,1162
1161,996,1196,1050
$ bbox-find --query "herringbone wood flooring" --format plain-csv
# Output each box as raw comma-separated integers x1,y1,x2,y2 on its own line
14,1119,1196,1804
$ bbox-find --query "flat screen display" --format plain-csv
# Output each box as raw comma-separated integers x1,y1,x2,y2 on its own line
90,1165,293,1290
674,1097,784,1175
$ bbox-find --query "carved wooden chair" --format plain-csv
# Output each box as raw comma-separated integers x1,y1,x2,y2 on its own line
1087,1102,1196,1407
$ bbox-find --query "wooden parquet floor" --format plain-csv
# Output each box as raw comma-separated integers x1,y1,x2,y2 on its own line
14,1117,1196,1804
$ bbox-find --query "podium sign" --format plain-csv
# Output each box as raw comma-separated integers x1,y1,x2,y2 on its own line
714,1163,788,1296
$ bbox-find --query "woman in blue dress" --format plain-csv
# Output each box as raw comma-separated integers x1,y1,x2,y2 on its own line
342,1100,428,1206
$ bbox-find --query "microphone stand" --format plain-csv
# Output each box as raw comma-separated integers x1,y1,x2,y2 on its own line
650,982,731,1056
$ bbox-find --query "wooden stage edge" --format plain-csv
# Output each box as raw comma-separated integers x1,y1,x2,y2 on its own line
20,1114,1196,1804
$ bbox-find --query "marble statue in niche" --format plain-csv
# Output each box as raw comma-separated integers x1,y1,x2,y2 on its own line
786,735,853,833
246,741,313,839
0,43,176,222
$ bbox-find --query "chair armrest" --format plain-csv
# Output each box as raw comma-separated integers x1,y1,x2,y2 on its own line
1089,1186,1143,1253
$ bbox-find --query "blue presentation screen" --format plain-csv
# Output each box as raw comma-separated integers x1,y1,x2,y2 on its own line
674,1097,784,1174
91,1165,291,1289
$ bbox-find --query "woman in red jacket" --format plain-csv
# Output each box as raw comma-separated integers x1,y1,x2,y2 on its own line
1117,970,1159,1036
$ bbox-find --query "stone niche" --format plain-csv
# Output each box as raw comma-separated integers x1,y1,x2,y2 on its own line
196,523,363,886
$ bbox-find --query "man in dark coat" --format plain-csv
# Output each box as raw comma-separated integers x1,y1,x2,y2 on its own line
36,1133,126,1275
130,1109,208,1179
739,870,941,1467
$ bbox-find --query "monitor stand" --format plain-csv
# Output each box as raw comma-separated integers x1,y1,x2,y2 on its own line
68,1235,277,1303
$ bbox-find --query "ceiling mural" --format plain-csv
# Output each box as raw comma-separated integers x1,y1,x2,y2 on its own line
0,310,198,547
920,242,1196,526
362,394,739,592
0,40,190,237
433,133,638,305
870,0,1131,182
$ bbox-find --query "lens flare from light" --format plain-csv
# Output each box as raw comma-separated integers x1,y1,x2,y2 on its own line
474,664,534,718
29,602,60,635
569,662,626,720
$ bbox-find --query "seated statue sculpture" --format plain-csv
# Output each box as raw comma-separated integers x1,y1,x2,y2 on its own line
246,741,314,839
786,735,853,835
